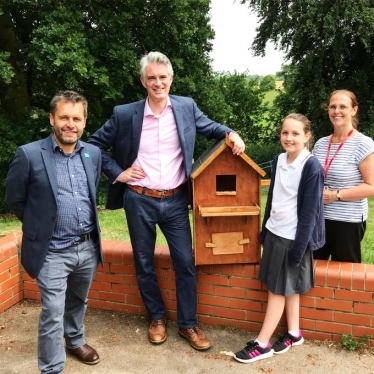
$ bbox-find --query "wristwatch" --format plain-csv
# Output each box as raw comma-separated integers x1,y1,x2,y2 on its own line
336,190,341,201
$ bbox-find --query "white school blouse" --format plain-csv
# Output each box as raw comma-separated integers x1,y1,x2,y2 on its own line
265,148,311,240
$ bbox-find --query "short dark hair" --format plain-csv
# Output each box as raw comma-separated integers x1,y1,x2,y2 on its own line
50,90,88,118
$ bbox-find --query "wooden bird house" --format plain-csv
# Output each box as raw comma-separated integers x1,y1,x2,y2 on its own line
191,134,266,265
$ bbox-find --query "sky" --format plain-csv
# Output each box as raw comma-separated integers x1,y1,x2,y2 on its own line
209,0,286,76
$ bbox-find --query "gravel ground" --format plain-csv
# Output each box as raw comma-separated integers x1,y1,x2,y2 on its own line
0,300,373,374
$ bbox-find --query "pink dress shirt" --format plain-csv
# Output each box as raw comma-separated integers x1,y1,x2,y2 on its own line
128,98,187,190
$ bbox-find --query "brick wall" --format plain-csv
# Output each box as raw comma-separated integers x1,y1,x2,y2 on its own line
2,233,374,346
0,233,23,313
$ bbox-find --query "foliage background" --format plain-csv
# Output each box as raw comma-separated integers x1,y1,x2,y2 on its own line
0,0,276,212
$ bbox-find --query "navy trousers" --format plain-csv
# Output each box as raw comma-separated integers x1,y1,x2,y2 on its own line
124,187,197,328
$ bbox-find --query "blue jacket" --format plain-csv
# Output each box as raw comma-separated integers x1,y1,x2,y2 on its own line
5,134,103,278
260,154,325,266
88,95,233,210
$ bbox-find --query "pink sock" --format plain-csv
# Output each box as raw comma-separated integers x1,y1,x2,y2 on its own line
255,339,270,348
288,329,301,338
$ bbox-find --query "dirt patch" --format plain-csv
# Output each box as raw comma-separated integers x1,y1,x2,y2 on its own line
1,300,373,374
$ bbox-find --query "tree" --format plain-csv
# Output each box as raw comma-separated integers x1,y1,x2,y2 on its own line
259,74,275,92
0,0,220,212
241,0,374,139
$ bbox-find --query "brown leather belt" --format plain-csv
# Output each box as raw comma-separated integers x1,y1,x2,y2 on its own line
73,231,96,245
127,183,185,198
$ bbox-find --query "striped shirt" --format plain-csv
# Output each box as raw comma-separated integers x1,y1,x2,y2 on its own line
313,132,374,222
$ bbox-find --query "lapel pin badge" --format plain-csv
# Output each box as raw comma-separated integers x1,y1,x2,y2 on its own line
84,153,90,158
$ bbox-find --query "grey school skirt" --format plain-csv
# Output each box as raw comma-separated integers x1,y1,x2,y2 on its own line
259,230,314,296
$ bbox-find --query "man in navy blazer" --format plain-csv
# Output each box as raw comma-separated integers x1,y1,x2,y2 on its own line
89,52,245,350
6,91,103,373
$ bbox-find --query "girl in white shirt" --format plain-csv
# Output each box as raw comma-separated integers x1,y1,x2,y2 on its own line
234,113,325,363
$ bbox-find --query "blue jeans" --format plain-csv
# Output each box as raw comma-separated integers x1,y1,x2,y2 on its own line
124,187,197,328
36,238,99,374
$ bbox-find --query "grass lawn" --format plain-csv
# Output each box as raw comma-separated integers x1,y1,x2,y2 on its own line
1,194,374,264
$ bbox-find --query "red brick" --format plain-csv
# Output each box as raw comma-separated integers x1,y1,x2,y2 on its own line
326,262,340,287
245,290,268,302
354,303,374,315
214,286,245,299
232,265,244,277
300,296,315,308
307,287,334,298
126,294,143,306
95,273,125,284
24,291,40,300
316,321,351,334
199,295,229,307
243,264,256,278
335,289,372,303
90,281,112,292
198,274,229,286
229,277,262,290
196,304,214,316
11,283,22,294
214,306,246,320
334,312,371,326
339,262,353,289
3,274,22,290
0,288,12,303
352,263,366,290
88,299,112,310
209,264,223,275
0,270,10,283
24,282,39,292
300,307,333,321
197,284,213,295
245,310,267,323
314,260,328,286
299,318,315,331
112,284,140,296
316,298,353,312
9,264,21,277
196,264,210,274
352,326,374,344
229,299,264,312
365,267,374,291
304,331,333,341
0,256,19,273
88,289,99,299
2,293,23,312
98,291,125,303
221,264,233,275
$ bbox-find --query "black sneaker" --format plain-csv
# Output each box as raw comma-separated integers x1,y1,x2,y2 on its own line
234,340,273,363
272,332,304,355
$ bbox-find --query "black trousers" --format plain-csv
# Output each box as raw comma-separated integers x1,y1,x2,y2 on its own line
313,219,366,263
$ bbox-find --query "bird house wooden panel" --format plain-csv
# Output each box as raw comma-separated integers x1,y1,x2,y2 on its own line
191,134,266,265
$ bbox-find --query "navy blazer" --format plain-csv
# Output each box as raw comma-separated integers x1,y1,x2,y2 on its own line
88,95,234,209
5,134,103,278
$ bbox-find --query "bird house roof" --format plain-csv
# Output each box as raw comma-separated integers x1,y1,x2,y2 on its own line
191,133,266,179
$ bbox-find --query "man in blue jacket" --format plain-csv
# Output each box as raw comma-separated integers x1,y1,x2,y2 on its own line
6,90,103,373
88,51,245,350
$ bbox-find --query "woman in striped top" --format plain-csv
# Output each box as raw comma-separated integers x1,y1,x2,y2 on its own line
313,89,374,263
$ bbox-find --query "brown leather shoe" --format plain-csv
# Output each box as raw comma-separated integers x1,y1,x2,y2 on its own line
178,326,211,350
148,318,167,344
66,344,100,365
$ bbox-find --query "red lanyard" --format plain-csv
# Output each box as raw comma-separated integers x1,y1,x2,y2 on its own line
323,128,354,178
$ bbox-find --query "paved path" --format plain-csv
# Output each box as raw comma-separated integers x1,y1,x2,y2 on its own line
0,300,373,374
